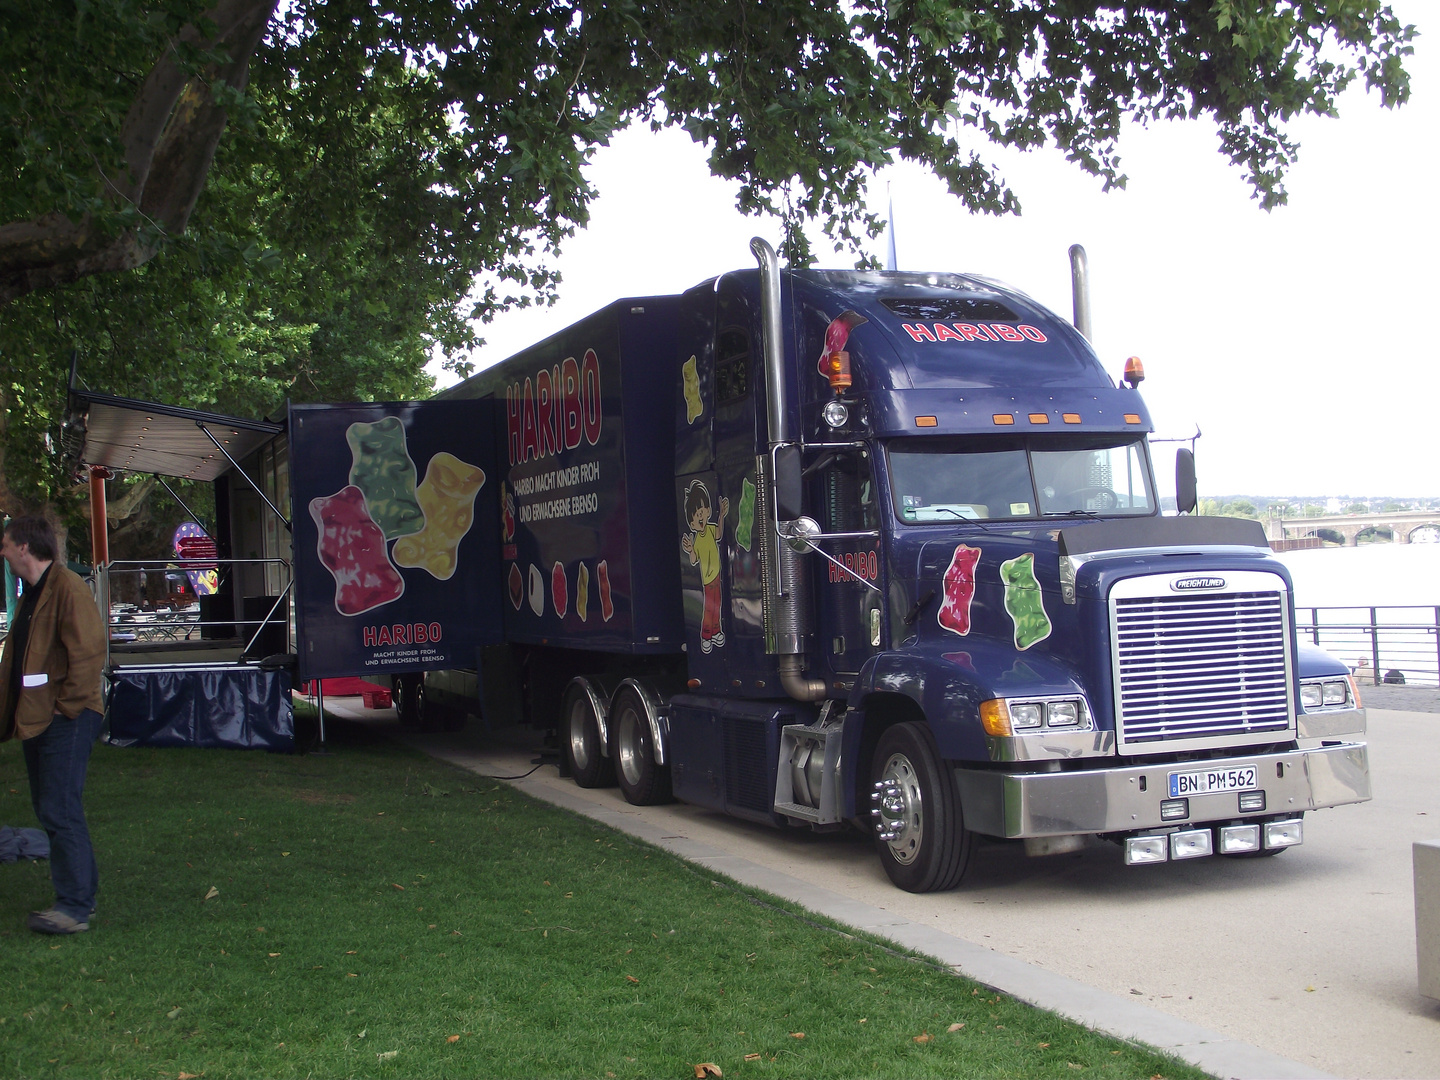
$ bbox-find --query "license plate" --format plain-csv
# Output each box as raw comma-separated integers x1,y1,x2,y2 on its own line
1168,764,1258,798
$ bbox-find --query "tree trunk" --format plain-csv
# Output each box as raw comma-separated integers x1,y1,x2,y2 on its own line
0,0,280,306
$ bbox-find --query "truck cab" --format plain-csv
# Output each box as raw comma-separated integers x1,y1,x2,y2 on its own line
663,241,1368,891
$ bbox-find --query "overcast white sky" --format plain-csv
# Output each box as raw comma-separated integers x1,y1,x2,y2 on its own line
438,1,1437,500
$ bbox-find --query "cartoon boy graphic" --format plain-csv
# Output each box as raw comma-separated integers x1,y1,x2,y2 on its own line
681,480,728,652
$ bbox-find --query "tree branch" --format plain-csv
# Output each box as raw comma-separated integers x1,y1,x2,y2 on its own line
0,0,280,307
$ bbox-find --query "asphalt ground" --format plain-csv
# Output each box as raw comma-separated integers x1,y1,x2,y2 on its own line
314,694,1440,1079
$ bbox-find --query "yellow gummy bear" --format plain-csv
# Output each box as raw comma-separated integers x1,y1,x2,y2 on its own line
392,452,487,580
682,354,703,424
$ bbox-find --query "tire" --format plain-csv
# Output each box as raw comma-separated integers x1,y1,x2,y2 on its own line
870,722,972,892
562,679,615,788
394,674,437,733
609,683,672,805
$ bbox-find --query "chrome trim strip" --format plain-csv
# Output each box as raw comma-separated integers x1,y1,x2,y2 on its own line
1297,707,1367,740
985,729,1116,762
955,741,1370,838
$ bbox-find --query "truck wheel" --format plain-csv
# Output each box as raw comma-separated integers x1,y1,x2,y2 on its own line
609,683,672,805
870,722,972,892
394,674,435,733
562,679,615,788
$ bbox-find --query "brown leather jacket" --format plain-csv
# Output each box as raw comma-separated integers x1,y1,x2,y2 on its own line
0,565,106,741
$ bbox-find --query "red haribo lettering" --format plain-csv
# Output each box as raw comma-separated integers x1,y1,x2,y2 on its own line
1018,324,1047,342
903,323,936,342
933,323,964,342
561,356,582,450
581,348,602,446
991,324,1025,341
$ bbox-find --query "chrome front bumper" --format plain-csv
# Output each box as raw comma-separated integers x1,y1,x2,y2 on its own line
955,741,1370,839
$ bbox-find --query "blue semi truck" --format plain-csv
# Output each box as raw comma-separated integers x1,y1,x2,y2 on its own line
422,239,1369,892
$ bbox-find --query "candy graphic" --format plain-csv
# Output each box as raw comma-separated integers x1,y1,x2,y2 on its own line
552,562,568,618
501,481,516,542
736,476,757,551
937,544,981,636
682,354,703,424
392,452,486,580
815,310,869,375
310,485,404,616
597,559,614,622
346,417,424,539
1000,552,1052,650
576,562,590,621
528,564,544,617
508,562,524,610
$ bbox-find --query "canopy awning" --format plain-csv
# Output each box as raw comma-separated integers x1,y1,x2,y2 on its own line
65,389,282,482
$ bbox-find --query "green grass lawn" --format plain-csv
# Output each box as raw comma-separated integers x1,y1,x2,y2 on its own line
0,720,1209,1080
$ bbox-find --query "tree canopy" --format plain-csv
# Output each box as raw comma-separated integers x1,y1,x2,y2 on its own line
0,0,1417,526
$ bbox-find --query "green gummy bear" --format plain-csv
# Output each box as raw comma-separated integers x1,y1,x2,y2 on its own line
736,476,757,551
1000,552,1051,651
346,417,424,539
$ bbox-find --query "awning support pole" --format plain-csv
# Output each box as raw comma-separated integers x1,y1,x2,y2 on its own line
89,466,112,651
196,421,292,532
153,474,212,536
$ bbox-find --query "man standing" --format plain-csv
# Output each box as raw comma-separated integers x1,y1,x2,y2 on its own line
0,516,106,934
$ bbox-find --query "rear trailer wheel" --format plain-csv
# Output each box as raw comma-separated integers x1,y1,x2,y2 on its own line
609,684,672,806
870,722,972,892
562,679,615,788
394,673,440,733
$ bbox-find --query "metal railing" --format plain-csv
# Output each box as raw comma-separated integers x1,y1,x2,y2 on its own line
1295,605,1440,688
102,557,293,665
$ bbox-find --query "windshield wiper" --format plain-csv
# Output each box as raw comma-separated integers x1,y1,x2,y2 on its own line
1042,510,1099,518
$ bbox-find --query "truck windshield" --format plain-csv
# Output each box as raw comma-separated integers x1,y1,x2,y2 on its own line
888,437,1156,523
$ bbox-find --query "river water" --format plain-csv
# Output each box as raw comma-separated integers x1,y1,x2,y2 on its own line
1273,541,1440,611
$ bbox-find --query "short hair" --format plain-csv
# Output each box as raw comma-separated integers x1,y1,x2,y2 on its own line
4,515,57,561
684,480,711,521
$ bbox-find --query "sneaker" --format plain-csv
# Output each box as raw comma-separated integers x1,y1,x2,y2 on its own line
28,909,89,935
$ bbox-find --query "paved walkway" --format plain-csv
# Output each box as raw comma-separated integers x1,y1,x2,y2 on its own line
309,694,1440,1079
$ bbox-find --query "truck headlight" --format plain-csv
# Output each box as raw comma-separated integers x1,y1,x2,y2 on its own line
982,697,1092,735
1301,677,1353,710
1010,703,1043,729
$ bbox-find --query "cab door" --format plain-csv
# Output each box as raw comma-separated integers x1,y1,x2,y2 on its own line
812,448,883,680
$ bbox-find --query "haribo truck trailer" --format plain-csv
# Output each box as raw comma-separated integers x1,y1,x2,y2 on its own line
422,237,1370,893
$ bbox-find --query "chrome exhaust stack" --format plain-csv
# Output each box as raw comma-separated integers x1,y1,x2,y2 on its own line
1069,243,1093,343
751,237,825,702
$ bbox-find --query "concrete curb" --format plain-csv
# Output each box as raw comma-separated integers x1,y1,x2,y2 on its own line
389,730,1334,1080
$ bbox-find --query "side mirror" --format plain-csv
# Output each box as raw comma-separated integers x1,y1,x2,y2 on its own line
774,444,804,521
1175,449,1197,515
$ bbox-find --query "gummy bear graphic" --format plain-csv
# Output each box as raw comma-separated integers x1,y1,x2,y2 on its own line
937,544,981,636
346,417,424,539
576,562,590,622
597,560,614,622
392,452,486,581
682,354,703,424
310,485,405,616
735,476,757,552
999,552,1051,650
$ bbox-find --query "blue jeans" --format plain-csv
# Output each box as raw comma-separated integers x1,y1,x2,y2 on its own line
23,709,103,920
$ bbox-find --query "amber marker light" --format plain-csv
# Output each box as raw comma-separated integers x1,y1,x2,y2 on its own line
1124,356,1145,387
826,350,853,391
915,416,938,427
1124,413,1142,424
1028,413,1049,424
992,413,1015,425
1062,413,1082,424
980,699,1012,737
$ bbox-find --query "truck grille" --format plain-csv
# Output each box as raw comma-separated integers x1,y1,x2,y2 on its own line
1113,589,1291,748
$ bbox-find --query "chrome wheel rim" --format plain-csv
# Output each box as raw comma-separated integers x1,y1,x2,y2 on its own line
567,698,591,772
616,707,644,787
877,751,923,865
